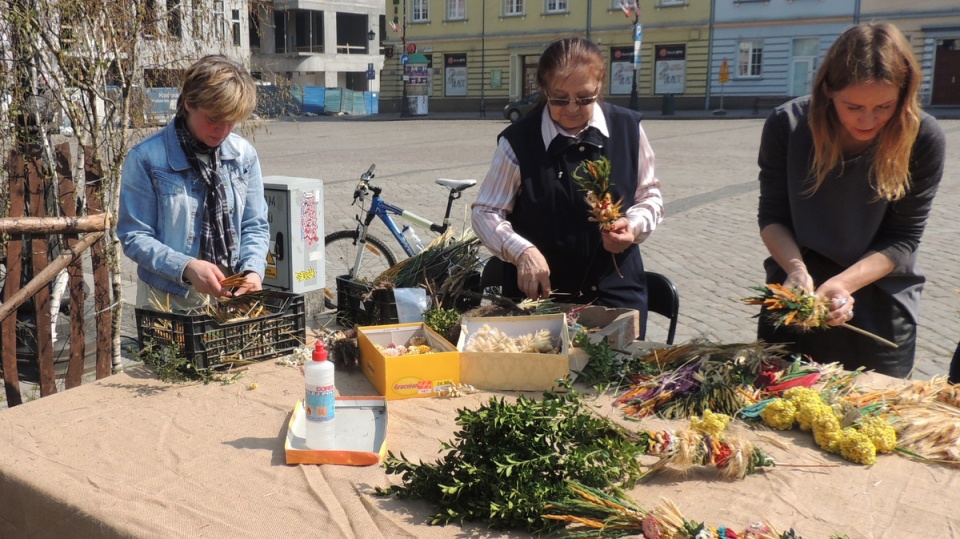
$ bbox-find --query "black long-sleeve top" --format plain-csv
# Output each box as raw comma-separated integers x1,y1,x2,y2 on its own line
757,96,946,321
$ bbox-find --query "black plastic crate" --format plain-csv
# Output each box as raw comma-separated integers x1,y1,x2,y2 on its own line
335,275,398,327
135,291,306,369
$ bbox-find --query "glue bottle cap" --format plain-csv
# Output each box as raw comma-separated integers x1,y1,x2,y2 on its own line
312,340,328,362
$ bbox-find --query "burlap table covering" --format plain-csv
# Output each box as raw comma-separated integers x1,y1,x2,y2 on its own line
0,360,956,538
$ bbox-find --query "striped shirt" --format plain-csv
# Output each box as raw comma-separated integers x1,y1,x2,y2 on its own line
471,106,664,264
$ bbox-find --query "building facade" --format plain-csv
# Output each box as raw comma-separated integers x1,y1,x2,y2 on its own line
860,0,960,106
250,0,385,91
378,0,712,113
374,0,960,114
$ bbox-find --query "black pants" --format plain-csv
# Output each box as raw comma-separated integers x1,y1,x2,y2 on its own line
949,342,960,384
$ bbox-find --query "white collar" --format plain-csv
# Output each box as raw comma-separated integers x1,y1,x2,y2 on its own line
540,105,609,149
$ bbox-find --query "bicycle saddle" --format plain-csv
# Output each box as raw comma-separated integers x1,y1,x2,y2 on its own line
436,178,477,192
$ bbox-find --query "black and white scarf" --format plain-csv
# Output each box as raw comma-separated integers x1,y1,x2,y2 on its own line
174,117,236,267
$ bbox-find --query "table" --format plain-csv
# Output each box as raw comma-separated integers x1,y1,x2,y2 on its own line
0,359,957,538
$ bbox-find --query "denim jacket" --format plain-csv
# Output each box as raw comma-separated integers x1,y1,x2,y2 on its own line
118,121,270,298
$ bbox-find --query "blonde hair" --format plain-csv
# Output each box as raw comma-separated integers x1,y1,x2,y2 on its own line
536,37,606,105
808,23,921,201
175,55,256,122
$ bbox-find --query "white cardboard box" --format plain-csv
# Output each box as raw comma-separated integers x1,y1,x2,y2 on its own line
457,314,572,391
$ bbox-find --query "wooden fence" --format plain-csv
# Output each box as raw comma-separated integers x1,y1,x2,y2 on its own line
0,143,112,406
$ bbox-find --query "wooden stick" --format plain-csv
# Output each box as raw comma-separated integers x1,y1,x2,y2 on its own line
841,323,899,349
0,231,103,323
0,213,109,234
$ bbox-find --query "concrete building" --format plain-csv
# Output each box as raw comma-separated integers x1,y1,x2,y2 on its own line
250,0,385,92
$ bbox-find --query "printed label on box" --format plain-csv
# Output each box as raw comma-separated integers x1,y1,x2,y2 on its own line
393,377,432,397
417,380,434,395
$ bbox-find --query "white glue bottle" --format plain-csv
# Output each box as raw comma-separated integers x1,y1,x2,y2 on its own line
305,340,336,450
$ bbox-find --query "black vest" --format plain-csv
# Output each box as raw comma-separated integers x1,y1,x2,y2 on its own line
497,102,648,312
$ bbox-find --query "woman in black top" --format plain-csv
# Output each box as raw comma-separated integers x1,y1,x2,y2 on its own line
756,23,945,377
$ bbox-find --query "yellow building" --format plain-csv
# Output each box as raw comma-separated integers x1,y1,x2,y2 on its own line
380,0,711,114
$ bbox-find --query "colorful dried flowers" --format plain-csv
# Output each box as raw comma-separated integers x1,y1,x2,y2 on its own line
572,156,623,231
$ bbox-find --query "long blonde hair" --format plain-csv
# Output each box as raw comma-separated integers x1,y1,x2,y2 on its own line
808,23,920,201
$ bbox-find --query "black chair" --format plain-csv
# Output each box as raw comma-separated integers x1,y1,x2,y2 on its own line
479,256,503,290
641,271,680,345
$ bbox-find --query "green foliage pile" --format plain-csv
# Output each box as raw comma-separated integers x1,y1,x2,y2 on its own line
376,388,647,534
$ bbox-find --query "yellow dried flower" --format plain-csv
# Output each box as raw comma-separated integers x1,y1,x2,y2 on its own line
839,428,878,465
690,409,732,438
794,401,829,432
812,408,842,453
783,386,822,406
759,398,797,430
859,416,897,454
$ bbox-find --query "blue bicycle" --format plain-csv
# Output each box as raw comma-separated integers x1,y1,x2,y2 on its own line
323,164,477,309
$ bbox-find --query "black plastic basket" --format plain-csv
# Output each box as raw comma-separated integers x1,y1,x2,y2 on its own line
335,275,398,327
135,291,306,369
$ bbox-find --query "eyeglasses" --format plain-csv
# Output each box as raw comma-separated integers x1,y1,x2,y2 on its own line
545,94,599,109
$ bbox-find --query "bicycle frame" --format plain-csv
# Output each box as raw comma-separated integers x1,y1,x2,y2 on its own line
349,188,453,277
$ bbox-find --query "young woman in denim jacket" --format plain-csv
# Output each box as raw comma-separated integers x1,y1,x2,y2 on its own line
118,55,269,309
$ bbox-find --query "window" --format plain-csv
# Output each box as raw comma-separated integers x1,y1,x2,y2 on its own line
546,0,567,13
166,0,181,39
412,0,429,22
231,9,241,46
505,0,524,16
214,0,226,42
657,0,686,6
143,0,157,38
447,0,465,20
738,41,763,77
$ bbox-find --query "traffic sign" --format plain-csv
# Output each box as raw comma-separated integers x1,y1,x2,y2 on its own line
400,53,409,65
719,58,730,84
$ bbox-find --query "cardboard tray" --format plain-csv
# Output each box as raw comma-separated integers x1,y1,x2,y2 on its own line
285,396,388,466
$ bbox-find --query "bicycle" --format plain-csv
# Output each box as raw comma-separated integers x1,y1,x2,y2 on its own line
323,164,477,309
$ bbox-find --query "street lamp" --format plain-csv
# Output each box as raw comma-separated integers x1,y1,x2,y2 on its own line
367,29,376,42
400,0,409,117
628,11,641,112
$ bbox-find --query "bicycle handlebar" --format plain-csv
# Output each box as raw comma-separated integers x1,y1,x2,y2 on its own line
361,163,376,181
353,164,379,203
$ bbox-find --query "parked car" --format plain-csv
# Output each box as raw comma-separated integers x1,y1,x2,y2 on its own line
503,92,541,122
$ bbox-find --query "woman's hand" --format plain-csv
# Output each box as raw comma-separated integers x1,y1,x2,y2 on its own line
784,268,815,292
183,259,229,297
816,280,855,326
231,272,263,297
516,247,551,300
601,218,634,254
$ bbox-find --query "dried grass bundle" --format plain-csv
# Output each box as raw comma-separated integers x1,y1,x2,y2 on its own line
743,283,898,348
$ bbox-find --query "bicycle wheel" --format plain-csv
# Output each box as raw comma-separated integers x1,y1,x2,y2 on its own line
323,230,399,309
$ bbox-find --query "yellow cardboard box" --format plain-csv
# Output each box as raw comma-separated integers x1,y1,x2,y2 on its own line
457,314,571,391
357,323,459,400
